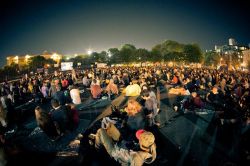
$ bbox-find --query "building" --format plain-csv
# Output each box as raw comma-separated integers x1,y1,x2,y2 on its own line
214,38,248,69
6,54,33,66
6,52,62,67
229,38,236,46
242,49,250,68
215,38,248,54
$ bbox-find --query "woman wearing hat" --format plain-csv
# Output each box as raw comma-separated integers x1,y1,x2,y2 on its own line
90,128,156,166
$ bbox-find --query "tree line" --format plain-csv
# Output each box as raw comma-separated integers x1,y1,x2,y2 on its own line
67,40,205,66
2,39,241,81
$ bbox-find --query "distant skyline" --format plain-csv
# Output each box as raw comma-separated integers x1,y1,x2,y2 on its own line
1,0,250,67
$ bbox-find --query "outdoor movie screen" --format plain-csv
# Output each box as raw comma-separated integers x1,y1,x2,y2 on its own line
61,62,73,71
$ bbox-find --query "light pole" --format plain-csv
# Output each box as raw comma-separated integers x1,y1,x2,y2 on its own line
87,49,93,55
108,51,112,66
139,57,142,67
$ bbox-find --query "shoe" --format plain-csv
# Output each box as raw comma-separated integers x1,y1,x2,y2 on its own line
76,133,83,140
88,134,96,140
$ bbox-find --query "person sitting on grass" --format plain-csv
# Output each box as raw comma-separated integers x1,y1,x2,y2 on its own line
34,106,59,140
89,128,157,166
106,79,119,99
50,99,70,136
91,79,103,99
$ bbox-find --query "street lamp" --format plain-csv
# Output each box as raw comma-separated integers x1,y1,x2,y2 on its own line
107,51,112,66
139,57,142,67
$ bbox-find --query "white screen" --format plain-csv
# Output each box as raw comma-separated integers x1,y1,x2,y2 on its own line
61,62,73,71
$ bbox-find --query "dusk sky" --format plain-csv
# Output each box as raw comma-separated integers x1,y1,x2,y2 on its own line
1,0,249,67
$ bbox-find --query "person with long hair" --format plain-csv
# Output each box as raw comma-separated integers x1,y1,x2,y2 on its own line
124,99,145,132
125,99,142,116
34,106,59,139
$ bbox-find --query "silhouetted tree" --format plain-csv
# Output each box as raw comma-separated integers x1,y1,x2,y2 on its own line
184,44,203,63
28,56,56,70
108,48,120,64
120,44,136,63
135,48,149,62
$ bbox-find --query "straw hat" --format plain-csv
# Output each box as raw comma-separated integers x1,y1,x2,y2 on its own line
136,130,155,151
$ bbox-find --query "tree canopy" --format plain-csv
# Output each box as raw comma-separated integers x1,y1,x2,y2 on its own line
2,40,206,79
29,56,56,70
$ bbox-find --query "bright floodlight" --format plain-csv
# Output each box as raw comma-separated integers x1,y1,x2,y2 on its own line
108,51,112,57
87,49,93,55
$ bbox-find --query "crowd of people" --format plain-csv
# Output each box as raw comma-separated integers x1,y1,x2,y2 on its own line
0,65,249,165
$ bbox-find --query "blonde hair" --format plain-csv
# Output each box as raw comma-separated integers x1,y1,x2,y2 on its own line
126,99,142,116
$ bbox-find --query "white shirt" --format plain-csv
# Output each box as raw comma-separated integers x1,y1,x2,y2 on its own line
70,88,81,104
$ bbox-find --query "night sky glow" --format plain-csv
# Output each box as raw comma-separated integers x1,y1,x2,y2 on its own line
1,0,249,67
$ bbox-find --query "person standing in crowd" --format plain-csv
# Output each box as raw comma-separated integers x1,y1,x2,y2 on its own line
141,89,160,127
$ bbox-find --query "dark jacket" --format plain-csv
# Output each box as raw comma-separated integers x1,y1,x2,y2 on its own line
50,106,69,134
52,91,66,106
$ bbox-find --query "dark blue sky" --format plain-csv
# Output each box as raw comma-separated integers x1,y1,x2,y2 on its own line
1,0,249,67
